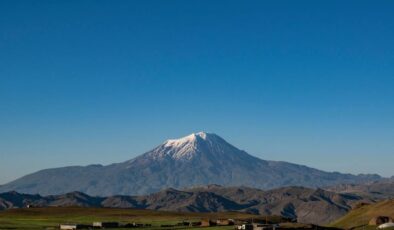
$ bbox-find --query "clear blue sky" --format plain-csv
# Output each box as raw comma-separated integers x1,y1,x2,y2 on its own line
1,0,393,184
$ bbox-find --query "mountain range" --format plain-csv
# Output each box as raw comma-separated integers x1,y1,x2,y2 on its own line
0,185,375,225
0,132,382,196
326,179,394,200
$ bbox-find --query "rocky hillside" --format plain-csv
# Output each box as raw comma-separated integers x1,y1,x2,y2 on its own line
330,199,394,229
0,185,371,225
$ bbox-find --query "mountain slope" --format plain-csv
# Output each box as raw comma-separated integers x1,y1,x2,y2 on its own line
0,132,381,196
0,185,371,225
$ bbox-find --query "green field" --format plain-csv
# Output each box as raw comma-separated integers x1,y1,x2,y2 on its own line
4,204,385,230
0,207,259,230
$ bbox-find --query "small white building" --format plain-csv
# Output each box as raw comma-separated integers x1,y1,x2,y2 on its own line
237,224,253,230
92,222,119,228
253,224,276,230
59,224,77,230
59,224,89,230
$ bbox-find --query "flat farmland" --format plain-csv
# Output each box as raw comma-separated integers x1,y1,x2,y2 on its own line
0,207,258,230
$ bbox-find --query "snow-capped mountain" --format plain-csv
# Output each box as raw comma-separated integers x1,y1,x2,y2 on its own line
129,132,252,162
0,132,381,196
134,132,214,161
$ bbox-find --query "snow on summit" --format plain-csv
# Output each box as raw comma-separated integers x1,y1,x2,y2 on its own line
162,132,209,160
164,132,208,147
138,131,240,162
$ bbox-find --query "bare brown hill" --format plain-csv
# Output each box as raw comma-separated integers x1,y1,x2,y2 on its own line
330,199,394,229
0,185,371,225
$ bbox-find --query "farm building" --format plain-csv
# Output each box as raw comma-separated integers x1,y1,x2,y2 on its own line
59,224,90,230
216,219,234,226
60,224,78,230
236,224,253,230
201,219,216,227
92,222,119,228
252,224,276,230
369,216,393,226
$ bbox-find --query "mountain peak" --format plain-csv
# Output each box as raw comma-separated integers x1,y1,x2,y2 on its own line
194,131,208,139
164,132,211,147
132,131,238,162
159,132,215,160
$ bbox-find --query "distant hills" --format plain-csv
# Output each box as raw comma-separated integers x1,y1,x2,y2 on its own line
0,185,374,225
325,180,394,200
0,132,382,196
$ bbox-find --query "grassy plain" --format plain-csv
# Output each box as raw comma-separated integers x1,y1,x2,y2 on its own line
0,207,258,230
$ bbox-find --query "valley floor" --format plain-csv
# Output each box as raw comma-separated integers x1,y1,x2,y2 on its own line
0,207,256,230
2,206,393,230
